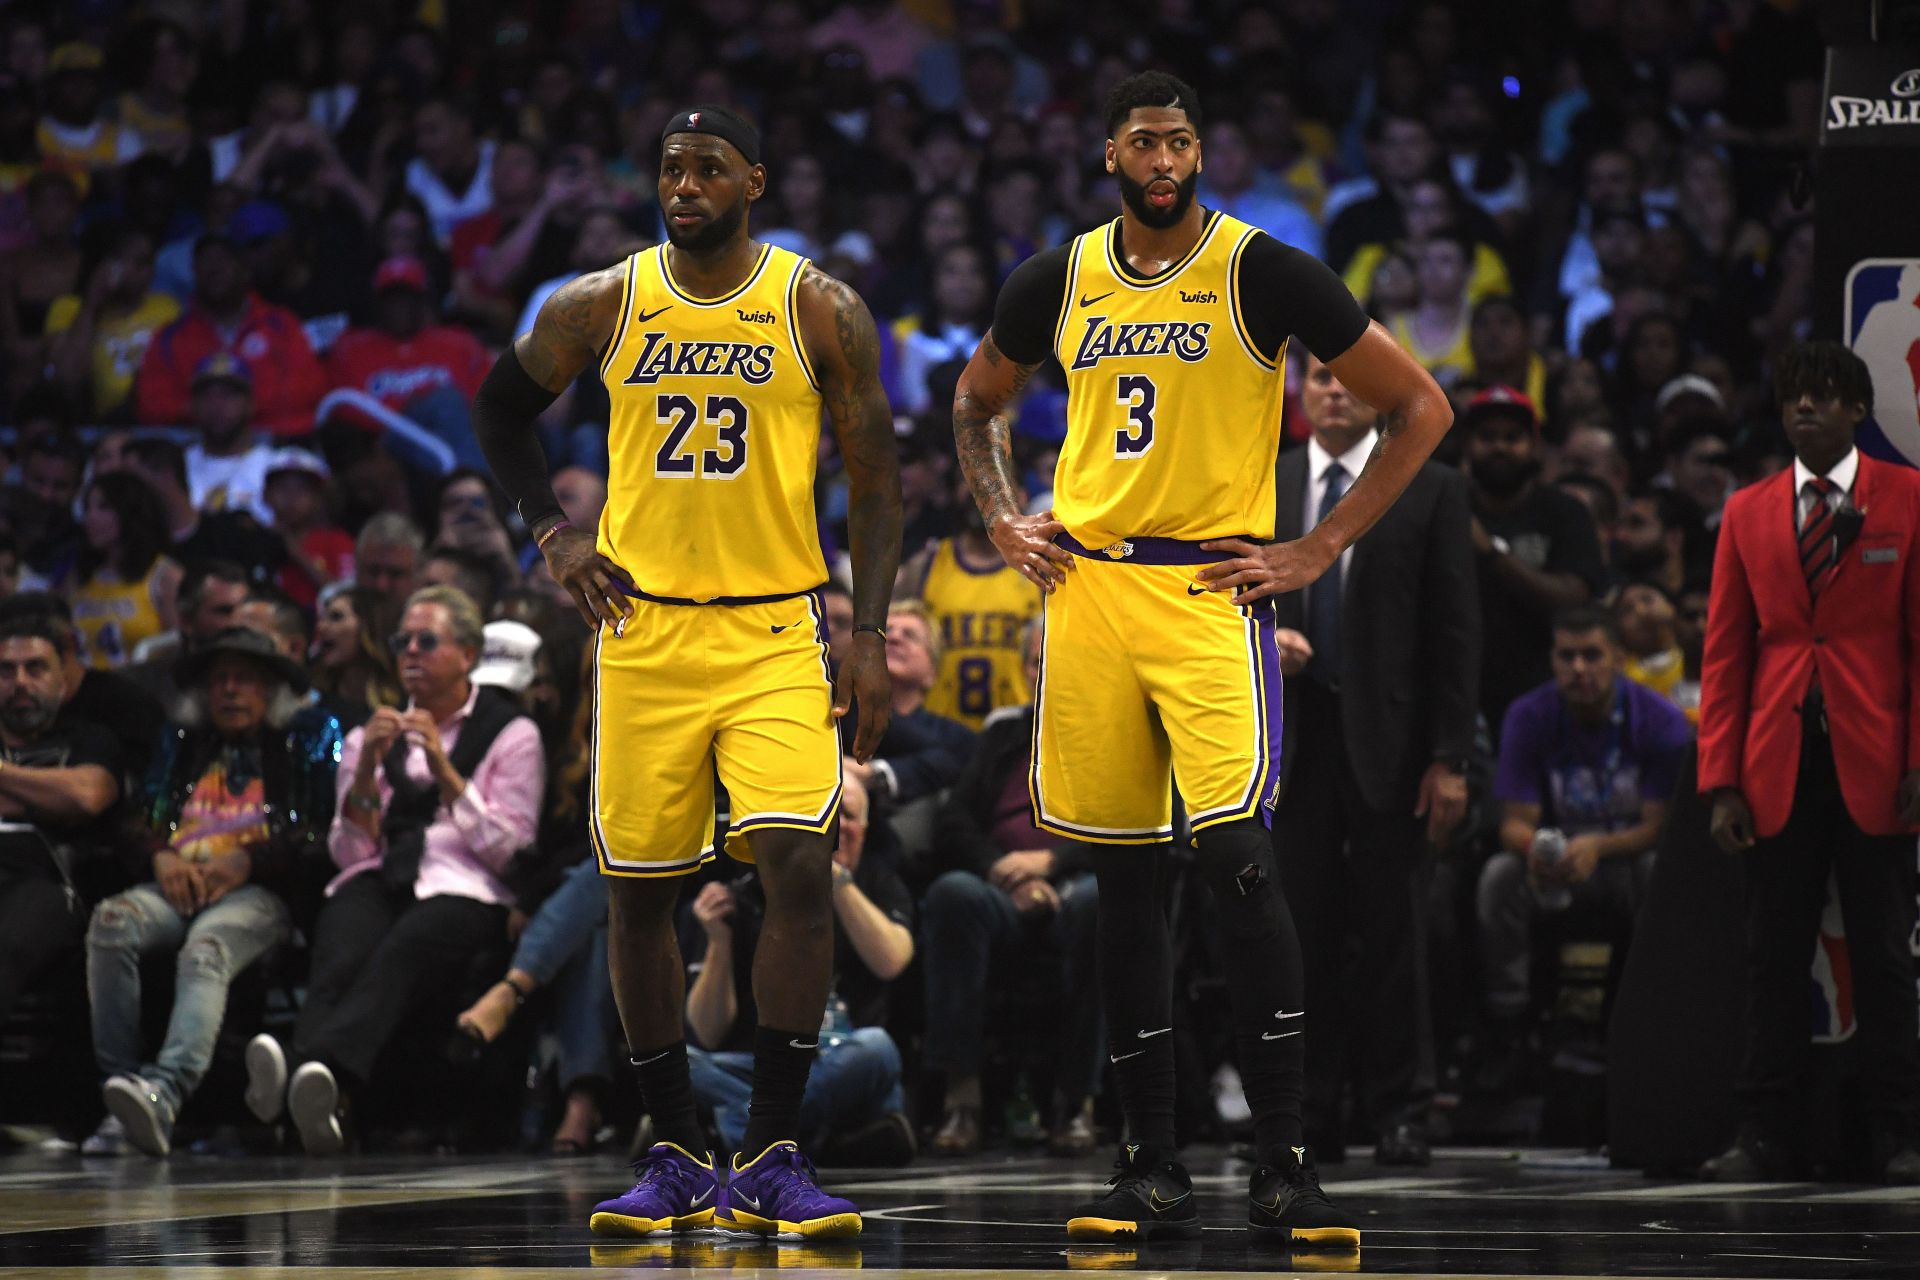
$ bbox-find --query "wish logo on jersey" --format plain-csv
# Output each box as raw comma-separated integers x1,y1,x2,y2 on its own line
1067,316,1211,370
619,332,778,386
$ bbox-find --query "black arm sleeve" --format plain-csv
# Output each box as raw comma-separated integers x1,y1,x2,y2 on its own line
987,244,1073,365
1235,231,1371,366
471,346,564,526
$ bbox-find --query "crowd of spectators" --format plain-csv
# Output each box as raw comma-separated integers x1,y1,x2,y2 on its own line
0,0,1856,1169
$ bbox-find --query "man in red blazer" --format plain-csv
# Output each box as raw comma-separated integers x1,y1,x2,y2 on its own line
1698,341,1920,1183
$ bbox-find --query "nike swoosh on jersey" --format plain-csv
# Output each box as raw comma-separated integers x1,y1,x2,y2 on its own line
636,305,674,323
1079,291,1114,308
770,621,804,633
1186,584,1207,595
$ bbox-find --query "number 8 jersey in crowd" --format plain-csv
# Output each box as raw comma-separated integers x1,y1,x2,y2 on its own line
598,241,828,600
1051,209,1287,550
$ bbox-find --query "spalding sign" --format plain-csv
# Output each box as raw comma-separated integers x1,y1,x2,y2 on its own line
1823,46,1920,144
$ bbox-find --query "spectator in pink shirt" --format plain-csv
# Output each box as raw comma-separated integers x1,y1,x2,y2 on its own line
241,584,543,1154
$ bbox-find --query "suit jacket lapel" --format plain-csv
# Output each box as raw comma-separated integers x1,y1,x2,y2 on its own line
1762,469,1813,618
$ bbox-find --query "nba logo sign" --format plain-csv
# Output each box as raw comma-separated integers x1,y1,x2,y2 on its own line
1845,258,1920,467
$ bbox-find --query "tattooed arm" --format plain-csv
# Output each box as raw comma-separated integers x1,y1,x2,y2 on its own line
473,264,634,628
797,265,901,762
952,331,1076,592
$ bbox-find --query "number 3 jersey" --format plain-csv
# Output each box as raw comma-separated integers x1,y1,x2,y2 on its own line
597,241,828,600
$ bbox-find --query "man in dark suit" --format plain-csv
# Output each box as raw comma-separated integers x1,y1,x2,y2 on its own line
1699,341,1920,1183
1270,352,1481,1164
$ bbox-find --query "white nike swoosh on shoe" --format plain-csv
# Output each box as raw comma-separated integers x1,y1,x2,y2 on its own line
1261,1029,1303,1040
734,1192,762,1211
1135,1027,1171,1039
689,1188,713,1207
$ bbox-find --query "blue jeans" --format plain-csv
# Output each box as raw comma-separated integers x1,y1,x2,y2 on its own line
919,869,1105,1103
86,882,290,1111
689,1027,904,1152
513,859,614,1090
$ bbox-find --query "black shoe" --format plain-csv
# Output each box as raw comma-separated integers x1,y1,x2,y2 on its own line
1065,1145,1201,1242
1249,1146,1360,1249
1374,1122,1431,1168
1697,1126,1796,1181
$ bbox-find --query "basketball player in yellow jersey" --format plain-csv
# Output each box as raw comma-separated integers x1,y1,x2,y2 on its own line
902,488,1040,730
472,107,900,1238
954,72,1454,1248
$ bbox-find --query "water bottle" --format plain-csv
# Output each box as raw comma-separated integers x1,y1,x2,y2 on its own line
1531,828,1574,912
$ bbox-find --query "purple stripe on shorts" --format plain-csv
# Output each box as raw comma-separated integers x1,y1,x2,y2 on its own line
1252,602,1286,830
1055,533,1253,565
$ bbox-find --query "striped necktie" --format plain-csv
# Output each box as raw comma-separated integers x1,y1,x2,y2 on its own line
1799,477,1839,598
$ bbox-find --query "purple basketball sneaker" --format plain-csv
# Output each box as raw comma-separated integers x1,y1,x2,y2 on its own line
714,1141,862,1239
589,1142,721,1236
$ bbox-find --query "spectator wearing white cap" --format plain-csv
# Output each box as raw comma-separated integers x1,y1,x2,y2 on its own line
262,448,352,609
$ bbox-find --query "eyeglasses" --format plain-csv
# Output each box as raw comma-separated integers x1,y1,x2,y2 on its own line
388,630,443,656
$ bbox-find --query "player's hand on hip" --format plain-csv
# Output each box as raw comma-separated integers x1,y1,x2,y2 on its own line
988,509,1075,593
541,526,636,630
1196,536,1338,606
833,630,891,763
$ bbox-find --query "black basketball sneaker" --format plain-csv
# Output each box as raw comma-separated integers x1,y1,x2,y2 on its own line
1248,1145,1360,1248
1065,1144,1202,1241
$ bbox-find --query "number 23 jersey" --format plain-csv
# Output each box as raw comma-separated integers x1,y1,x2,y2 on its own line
598,242,828,600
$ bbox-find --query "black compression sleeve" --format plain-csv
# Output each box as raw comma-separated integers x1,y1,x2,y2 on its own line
988,244,1073,365
1236,232,1371,365
472,345,564,527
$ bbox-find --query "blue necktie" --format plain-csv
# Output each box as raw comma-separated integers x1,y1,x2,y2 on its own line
1305,462,1347,687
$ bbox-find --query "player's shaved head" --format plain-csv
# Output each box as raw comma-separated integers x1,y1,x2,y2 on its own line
1103,70,1202,138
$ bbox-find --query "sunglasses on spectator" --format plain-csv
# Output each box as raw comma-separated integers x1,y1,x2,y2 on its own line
388,630,444,655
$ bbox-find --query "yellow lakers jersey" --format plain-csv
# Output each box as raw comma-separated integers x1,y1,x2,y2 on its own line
599,242,827,599
1051,210,1287,547
919,538,1038,729
72,564,168,669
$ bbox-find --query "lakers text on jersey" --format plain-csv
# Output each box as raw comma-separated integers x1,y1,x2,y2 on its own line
920,540,1039,730
1051,210,1286,550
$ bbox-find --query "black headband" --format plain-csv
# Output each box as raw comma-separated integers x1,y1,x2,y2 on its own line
660,106,761,167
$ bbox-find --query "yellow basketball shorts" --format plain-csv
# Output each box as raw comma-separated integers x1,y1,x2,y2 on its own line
590,589,842,876
1030,536,1285,844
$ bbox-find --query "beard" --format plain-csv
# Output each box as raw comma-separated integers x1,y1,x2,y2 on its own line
663,195,748,252
1117,168,1198,229
0,693,58,738
1472,454,1538,499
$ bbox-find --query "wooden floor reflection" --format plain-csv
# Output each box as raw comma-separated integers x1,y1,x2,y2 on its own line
1,1144,1915,1277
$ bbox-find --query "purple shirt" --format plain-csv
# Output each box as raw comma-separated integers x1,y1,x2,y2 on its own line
1494,676,1693,835
327,684,545,905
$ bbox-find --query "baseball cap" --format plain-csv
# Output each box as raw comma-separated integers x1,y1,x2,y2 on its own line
265,447,331,482
192,352,252,390
1655,373,1726,415
471,620,541,693
1463,384,1539,432
373,255,430,293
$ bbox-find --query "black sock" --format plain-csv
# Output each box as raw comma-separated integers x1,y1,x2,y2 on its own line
629,1041,704,1154
1093,846,1177,1155
742,1025,817,1157
1193,819,1306,1158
